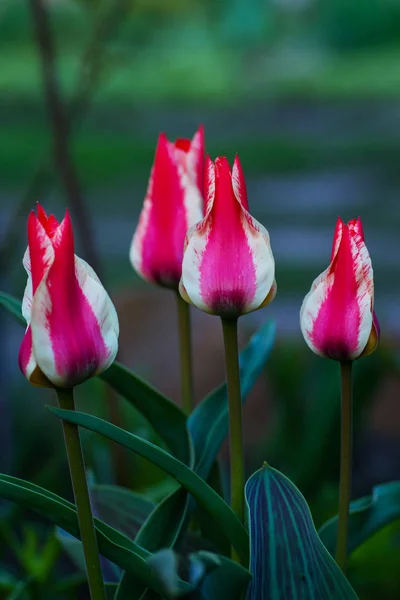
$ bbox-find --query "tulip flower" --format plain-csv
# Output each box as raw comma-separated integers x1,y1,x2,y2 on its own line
179,155,276,318
130,125,204,289
300,217,379,361
300,216,379,575
18,204,119,389
180,154,276,544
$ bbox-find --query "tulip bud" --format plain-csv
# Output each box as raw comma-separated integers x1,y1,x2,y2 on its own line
130,126,204,289
300,217,379,361
18,204,119,388
179,155,276,318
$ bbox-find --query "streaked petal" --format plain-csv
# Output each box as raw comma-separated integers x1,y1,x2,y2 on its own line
231,154,249,210
31,211,117,387
181,155,275,318
300,217,377,361
130,130,203,288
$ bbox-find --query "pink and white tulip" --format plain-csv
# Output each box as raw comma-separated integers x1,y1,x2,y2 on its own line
179,155,276,318
130,126,204,289
300,217,379,361
19,204,119,388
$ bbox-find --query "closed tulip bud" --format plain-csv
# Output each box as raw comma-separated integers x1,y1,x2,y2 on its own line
130,126,204,289
179,155,276,318
300,217,379,361
18,204,119,388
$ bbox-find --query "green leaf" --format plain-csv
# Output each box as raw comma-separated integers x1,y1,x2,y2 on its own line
245,464,358,600
0,291,192,467
318,481,400,557
194,461,230,556
7,578,31,600
0,567,18,591
135,487,189,552
100,361,192,466
91,484,155,539
0,292,25,325
142,549,252,599
48,407,249,565
188,320,275,478
106,583,119,599
194,553,251,600
0,474,180,594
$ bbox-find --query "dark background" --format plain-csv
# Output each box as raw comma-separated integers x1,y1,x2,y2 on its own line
0,1,400,597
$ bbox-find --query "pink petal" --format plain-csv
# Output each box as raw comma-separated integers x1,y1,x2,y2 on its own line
31,211,117,387
130,131,203,288
181,156,275,317
301,219,375,360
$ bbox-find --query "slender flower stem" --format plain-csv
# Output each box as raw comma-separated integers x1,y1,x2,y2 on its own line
221,317,244,563
176,292,194,414
56,388,106,600
336,360,353,574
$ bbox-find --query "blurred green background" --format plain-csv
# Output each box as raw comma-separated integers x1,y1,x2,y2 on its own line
1,0,400,597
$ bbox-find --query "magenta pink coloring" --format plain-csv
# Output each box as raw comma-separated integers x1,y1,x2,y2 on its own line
300,217,379,361
130,126,204,288
180,154,276,318
199,156,257,316
18,204,119,388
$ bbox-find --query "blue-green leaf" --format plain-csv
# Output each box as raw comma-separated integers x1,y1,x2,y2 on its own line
318,481,400,557
139,549,251,600
106,583,119,599
100,362,191,467
48,407,249,565
91,484,155,539
0,292,25,325
0,290,191,468
189,321,275,479
245,464,358,600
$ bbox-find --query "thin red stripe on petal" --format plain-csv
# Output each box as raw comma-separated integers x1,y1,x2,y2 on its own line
27,212,54,294
232,154,249,210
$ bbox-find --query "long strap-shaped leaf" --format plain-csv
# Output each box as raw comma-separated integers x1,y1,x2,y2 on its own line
0,474,193,595
48,406,249,565
0,292,25,326
100,362,192,467
318,480,400,557
0,292,192,468
245,465,358,600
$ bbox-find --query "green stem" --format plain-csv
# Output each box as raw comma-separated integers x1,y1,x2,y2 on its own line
176,292,194,414
221,317,244,563
56,388,106,600
336,360,353,574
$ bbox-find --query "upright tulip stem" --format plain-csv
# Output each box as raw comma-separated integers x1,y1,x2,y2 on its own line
176,292,194,414
56,388,106,600
336,360,353,574
221,317,244,562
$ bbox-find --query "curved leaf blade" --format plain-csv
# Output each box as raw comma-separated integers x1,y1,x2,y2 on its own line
100,362,191,467
245,465,358,600
318,481,400,557
91,484,155,539
189,321,275,479
0,291,191,468
48,407,249,565
0,474,176,593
